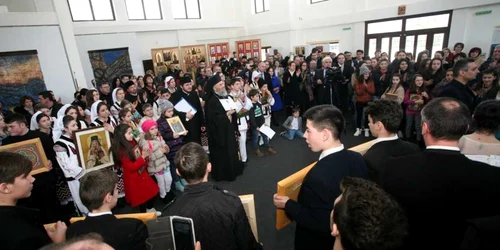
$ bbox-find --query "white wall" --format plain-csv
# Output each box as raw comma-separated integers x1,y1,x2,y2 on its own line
458,4,500,56
0,26,75,103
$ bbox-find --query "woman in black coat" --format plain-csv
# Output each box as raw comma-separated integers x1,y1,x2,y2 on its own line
282,61,303,116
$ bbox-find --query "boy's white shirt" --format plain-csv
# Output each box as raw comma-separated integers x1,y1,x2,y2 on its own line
230,91,253,131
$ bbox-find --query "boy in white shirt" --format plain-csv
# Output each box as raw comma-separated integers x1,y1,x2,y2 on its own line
228,77,253,164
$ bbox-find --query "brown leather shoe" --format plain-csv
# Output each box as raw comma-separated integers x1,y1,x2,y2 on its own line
266,147,277,155
255,150,264,157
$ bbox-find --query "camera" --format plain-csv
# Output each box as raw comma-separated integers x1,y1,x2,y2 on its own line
324,66,343,82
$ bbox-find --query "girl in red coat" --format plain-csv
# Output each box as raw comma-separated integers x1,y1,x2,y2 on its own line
110,124,160,215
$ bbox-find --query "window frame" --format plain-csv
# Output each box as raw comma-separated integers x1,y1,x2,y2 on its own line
125,0,163,20
173,0,202,20
310,0,329,4
254,0,269,14
67,0,116,22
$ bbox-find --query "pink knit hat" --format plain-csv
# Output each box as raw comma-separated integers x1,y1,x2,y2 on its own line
141,120,158,132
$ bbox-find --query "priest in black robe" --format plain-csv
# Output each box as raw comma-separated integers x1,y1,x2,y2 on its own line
204,75,243,181
169,76,204,144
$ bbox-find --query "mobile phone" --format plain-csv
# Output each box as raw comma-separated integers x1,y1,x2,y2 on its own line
170,216,196,250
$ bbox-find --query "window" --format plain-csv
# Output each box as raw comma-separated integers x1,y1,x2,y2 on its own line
367,20,403,34
171,0,201,19
254,0,269,14
67,0,115,21
406,14,450,31
126,0,162,20
311,0,329,4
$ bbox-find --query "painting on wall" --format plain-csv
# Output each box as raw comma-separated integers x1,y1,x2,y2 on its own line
151,47,181,75
0,50,46,109
208,42,230,65
236,39,261,61
180,45,207,73
0,138,50,175
88,48,133,85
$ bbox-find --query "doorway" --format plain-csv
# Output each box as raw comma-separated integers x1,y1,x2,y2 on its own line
365,11,452,61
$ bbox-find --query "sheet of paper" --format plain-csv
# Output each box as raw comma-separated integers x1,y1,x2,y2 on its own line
174,97,197,115
219,99,238,111
259,125,275,139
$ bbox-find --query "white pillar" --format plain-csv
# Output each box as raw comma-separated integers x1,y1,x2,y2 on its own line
52,0,87,90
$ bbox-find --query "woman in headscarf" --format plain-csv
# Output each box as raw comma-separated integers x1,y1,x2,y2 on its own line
110,87,125,121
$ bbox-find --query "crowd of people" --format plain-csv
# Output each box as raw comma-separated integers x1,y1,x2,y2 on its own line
0,41,499,250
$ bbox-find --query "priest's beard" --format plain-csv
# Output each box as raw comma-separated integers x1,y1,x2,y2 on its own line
215,89,228,97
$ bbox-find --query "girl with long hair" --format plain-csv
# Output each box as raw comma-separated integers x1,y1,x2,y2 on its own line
381,74,405,104
353,65,375,137
424,58,445,95
403,74,429,143
110,124,160,214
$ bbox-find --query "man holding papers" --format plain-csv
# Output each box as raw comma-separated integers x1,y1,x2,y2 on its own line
204,75,244,181
273,105,367,250
170,76,204,144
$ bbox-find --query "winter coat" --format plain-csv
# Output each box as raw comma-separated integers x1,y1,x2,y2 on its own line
138,135,169,174
353,79,375,103
157,115,184,160
120,140,159,207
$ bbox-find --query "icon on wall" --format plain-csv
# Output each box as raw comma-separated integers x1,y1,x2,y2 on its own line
210,46,215,54
245,43,251,50
253,42,258,50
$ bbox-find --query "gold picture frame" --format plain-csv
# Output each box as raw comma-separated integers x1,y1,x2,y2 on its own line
180,44,207,73
167,116,187,135
276,139,376,230
73,127,114,172
0,138,50,175
239,194,259,242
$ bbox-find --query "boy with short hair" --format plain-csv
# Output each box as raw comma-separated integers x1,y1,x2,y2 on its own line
248,89,277,157
0,152,66,249
281,107,304,140
66,169,148,250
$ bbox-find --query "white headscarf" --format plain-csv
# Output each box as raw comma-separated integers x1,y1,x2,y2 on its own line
91,100,103,122
53,104,71,141
164,76,174,88
112,88,122,104
30,111,42,131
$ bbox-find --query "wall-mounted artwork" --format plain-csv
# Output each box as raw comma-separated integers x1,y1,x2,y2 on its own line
0,50,46,109
180,45,207,73
74,127,114,172
88,48,133,85
207,42,230,65
295,46,306,56
0,138,50,175
151,47,181,75
236,39,261,61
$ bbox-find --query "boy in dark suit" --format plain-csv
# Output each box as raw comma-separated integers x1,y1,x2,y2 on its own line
382,97,500,250
0,152,66,250
363,99,420,184
273,105,368,250
66,169,148,250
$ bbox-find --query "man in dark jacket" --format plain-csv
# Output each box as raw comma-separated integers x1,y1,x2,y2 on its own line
163,143,262,250
38,90,63,118
363,99,420,184
438,58,480,112
381,98,500,250
169,76,204,144
273,105,368,250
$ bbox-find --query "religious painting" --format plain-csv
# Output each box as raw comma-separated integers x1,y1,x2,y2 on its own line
245,42,251,51
0,50,46,109
151,47,181,75
253,42,258,50
238,44,244,51
253,52,259,58
295,46,306,56
208,42,230,65
239,194,259,242
0,138,50,175
236,39,261,61
74,127,114,172
88,48,133,86
180,45,207,73
398,5,406,15
167,116,187,135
